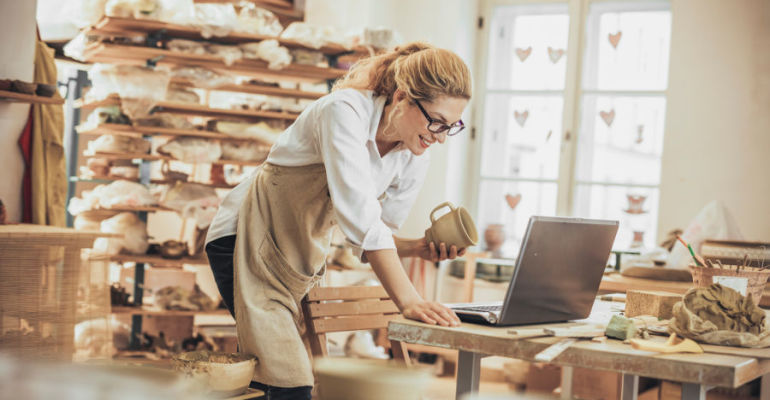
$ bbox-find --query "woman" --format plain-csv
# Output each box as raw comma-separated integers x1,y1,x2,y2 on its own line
205,42,471,398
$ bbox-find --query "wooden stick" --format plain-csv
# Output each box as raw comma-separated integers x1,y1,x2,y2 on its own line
534,338,578,362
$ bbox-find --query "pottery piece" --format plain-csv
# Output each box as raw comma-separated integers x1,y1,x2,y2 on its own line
424,202,478,250
483,223,505,256
172,351,257,397
35,83,56,97
160,240,188,259
11,80,36,94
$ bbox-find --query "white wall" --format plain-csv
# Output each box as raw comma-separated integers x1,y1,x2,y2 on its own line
306,0,480,238
0,1,38,223
658,0,770,241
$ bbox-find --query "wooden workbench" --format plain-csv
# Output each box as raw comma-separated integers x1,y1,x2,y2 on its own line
388,301,770,400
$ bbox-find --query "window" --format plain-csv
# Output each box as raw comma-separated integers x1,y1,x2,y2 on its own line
473,0,671,257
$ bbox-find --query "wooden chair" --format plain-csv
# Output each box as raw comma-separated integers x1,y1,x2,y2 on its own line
301,285,411,366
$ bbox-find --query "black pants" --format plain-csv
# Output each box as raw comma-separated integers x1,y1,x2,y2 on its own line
206,235,312,400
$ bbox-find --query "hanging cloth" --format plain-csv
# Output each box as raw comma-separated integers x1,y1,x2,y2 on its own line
29,39,66,226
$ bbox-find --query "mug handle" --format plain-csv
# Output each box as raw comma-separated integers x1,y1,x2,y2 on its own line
430,202,456,223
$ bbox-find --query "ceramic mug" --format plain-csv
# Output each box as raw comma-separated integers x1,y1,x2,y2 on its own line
424,202,479,250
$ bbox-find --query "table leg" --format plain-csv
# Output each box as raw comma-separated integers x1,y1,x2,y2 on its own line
761,373,770,400
456,350,482,400
560,366,573,400
621,374,639,400
681,383,707,400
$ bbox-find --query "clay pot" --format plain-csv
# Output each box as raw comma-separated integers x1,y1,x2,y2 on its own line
35,83,56,97
160,240,188,259
483,224,506,256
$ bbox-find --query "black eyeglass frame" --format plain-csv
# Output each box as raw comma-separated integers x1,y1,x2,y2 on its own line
414,99,465,136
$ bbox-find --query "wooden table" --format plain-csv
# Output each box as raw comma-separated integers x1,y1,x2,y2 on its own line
388,301,770,400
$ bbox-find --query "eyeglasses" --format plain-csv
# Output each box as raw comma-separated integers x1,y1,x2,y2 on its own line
414,99,465,136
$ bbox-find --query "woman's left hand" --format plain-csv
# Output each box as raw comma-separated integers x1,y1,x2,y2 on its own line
417,237,466,262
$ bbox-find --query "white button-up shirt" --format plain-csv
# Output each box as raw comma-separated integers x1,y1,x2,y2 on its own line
206,89,430,258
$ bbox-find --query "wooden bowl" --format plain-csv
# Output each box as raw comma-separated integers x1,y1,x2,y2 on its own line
172,351,256,397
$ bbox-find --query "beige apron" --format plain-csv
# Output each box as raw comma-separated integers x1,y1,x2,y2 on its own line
234,163,335,387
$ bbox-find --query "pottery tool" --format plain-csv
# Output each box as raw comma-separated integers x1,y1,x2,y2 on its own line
534,338,578,362
630,333,703,354
543,325,606,338
677,235,706,267
605,315,637,341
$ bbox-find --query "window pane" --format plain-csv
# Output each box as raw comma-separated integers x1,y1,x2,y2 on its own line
573,183,659,249
487,4,569,90
575,95,666,185
477,180,557,258
481,94,564,179
583,2,671,90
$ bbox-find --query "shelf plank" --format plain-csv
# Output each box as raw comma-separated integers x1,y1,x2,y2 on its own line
112,306,231,316
83,43,347,83
91,252,209,266
83,150,266,167
0,89,64,105
74,175,239,189
76,95,299,121
78,123,274,146
88,16,362,56
172,80,325,100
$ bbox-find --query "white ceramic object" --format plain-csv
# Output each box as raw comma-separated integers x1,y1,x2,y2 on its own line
172,351,257,397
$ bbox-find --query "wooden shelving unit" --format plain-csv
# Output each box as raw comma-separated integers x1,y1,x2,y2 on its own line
0,89,64,105
76,95,299,121
67,14,360,353
83,43,347,84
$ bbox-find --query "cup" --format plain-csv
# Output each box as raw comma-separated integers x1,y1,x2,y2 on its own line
424,202,478,250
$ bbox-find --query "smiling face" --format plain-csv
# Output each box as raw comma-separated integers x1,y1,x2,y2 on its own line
382,90,468,156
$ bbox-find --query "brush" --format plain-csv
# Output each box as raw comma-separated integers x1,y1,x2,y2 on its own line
676,235,707,267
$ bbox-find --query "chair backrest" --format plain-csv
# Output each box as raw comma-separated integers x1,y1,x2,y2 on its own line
303,286,400,334
301,285,411,365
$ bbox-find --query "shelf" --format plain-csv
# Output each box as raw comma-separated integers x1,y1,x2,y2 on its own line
0,89,64,105
83,43,347,84
78,123,274,146
172,79,325,100
72,175,239,189
91,252,209,266
87,16,361,56
84,150,266,166
76,95,299,122
112,305,231,316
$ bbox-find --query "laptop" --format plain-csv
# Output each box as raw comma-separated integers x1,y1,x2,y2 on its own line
449,216,619,326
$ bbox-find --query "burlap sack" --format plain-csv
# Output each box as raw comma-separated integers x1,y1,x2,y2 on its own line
669,284,770,348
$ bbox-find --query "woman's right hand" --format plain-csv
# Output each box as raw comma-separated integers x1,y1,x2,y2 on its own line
402,301,461,327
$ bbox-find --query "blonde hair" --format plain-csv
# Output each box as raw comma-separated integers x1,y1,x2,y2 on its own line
333,42,471,138
333,42,472,103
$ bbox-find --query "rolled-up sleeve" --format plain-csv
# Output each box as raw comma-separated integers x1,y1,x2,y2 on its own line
317,100,396,258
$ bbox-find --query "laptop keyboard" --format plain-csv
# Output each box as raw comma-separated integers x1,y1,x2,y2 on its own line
453,305,502,313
